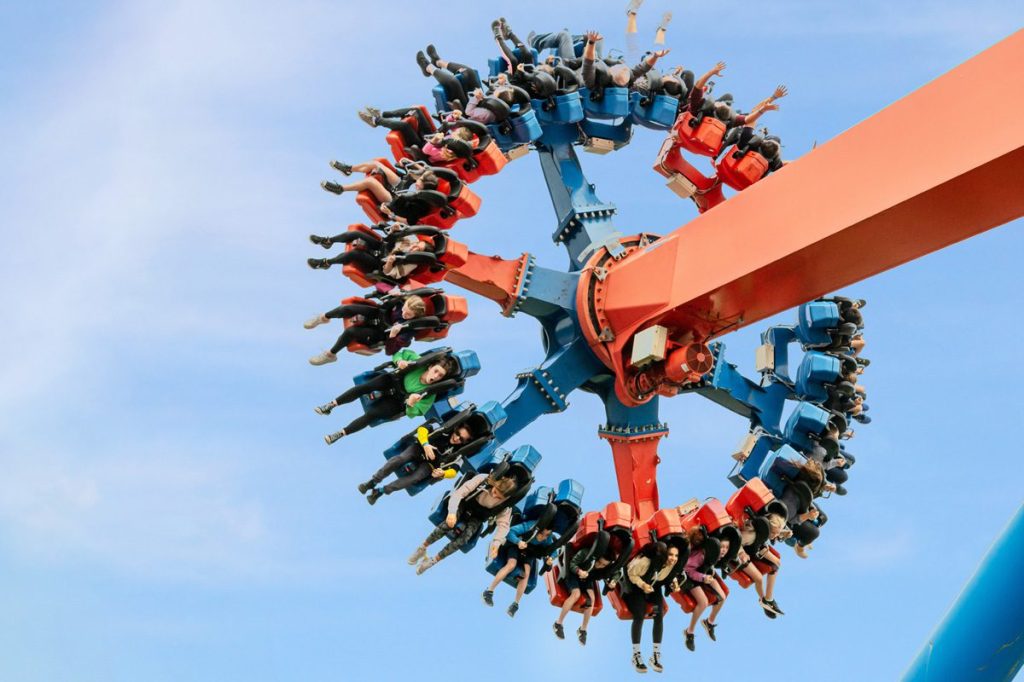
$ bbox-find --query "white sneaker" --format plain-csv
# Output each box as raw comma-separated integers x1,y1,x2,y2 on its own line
416,556,436,575
309,350,338,366
304,314,328,330
407,546,426,565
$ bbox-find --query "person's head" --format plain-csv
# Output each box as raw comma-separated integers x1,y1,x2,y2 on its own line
487,474,517,499
447,423,473,446
666,545,680,566
797,459,826,493
686,527,706,547
536,528,553,541
767,513,786,539
420,355,457,385
713,100,733,121
718,538,731,559
609,63,631,87
650,540,669,564
452,127,474,141
594,556,611,569
760,137,781,159
415,170,439,191
401,295,427,320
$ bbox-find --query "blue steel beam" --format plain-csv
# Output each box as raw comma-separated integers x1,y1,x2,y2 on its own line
903,504,1024,682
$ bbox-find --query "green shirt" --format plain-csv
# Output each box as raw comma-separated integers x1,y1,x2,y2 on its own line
392,349,438,418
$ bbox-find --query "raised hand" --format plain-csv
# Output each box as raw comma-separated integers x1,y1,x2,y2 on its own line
771,84,789,101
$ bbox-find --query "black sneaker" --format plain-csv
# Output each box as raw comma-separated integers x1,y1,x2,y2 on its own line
357,480,374,494
577,628,587,646
309,234,333,249
482,590,494,606
552,622,564,639
330,160,353,175
314,402,334,415
307,258,331,270
415,50,431,77
425,44,440,66
768,599,785,616
366,488,383,505
649,652,663,673
759,597,779,619
684,631,695,651
702,618,717,642
506,602,519,617
321,180,344,195
632,652,648,673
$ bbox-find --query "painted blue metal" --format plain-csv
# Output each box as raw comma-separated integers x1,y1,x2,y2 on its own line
904,504,1024,681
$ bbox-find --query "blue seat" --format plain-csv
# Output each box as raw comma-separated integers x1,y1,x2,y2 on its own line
509,444,542,473
758,444,805,496
488,108,543,148
532,92,585,125
629,92,679,130
579,86,630,118
734,432,781,487
795,351,842,403
580,117,632,146
431,68,487,113
783,401,831,454
796,301,841,348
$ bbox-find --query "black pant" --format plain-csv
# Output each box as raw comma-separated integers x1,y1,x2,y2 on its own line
334,374,406,435
369,442,433,494
325,303,386,354
497,27,534,71
431,67,483,110
623,588,664,645
325,250,382,272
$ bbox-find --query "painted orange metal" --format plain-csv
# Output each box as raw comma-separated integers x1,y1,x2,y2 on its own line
444,249,532,316
585,31,1024,404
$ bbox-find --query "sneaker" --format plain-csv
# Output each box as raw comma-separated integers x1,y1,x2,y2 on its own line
407,545,426,565
307,258,331,270
684,631,695,652
415,556,436,575
626,0,644,16
357,109,378,127
314,402,335,415
632,652,648,673
415,50,431,77
364,106,381,119
425,44,440,65
324,430,345,445
330,159,353,175
702,618,717,642
491,19,504,40
308,234,333,249
507,602,519,618
308,350,338,366
552,622,564,640
321,180,344,195
482,590,494,607
760,597,782,617
649,652,663,673
768,599,785,615
303,313,327,329
577,628,587,646
366,488,383,505
357,480,374,494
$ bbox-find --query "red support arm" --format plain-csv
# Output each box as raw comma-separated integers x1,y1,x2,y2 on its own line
590,32,1024,394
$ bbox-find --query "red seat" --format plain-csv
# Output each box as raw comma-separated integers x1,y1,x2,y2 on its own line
716,146,769,191
340,223,385,288
634,508,684,552
673,112,727,157
414,294,468,341
680,499,731,534
385,106,436,164
543,564,605,617
725,478,775,525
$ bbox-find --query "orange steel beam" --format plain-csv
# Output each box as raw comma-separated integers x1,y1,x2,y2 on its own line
444,250,531,316
595,31,1024,371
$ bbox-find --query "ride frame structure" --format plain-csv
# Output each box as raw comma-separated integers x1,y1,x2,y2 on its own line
395,31,1023,679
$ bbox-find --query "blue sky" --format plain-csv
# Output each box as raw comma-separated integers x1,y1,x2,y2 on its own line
1,2,1022,680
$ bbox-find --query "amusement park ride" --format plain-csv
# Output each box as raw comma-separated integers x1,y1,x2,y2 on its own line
312,25,1024,680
